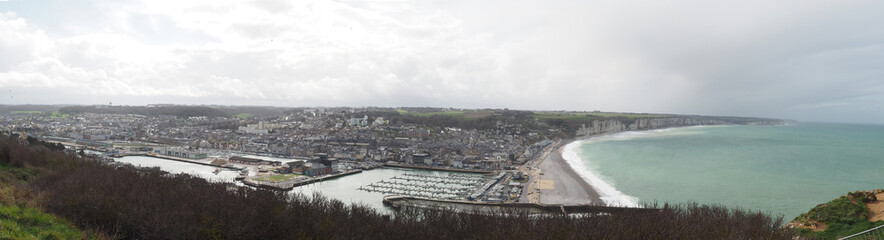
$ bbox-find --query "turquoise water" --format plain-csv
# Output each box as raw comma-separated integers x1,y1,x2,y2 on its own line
569,123,884,220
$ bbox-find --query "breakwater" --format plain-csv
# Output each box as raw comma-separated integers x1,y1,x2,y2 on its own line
382,195,660,215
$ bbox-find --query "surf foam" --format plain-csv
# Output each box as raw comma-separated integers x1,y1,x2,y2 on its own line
561,137,641,207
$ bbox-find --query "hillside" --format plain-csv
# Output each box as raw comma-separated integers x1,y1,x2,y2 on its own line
788,190,884,239
58,105,231,118
358,109,786,139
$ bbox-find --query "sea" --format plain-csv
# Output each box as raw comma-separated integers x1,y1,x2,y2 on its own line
563,122,884,220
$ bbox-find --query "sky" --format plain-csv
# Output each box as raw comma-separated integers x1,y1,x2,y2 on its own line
1,0,883,123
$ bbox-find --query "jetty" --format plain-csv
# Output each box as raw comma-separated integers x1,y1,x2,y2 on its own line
383,195,662,215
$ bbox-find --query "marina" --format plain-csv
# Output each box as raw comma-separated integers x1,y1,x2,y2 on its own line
115,154,530,213
358,171,520,203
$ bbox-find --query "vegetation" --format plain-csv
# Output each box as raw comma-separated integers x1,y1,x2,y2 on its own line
215,105,294,118
59,105,231,118
0,204,90,240
0,132,802,239
0,134,93,239
234,113,254,119
0,105,60,114
26,136,65,152
10,110,43,114
395,109,497,120
49,111,70,119
793,191,884,239
531,111,666,120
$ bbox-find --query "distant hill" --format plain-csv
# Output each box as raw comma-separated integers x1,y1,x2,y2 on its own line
58,105,231,118
210,105,295,118
0,104,62,113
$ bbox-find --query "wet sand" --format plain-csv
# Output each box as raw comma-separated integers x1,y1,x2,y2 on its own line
537,142,603,205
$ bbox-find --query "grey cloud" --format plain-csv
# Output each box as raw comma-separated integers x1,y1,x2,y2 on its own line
2,1,884,123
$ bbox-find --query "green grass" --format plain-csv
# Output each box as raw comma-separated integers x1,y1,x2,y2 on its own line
796,196,868,225
531,113,591,120
49,111,70,119
9,111,42,115
793,192,884,239
0,162,37,186
0,204,90,240
234,113,254,119
253,173,304,183
532,112,665,120
397,110,496,120
412,111,465,117
591,112,665,118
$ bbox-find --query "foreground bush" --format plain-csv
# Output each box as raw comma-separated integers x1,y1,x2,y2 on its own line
29,163,796,239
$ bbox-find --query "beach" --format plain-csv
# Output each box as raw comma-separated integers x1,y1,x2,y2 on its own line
522,140,603,205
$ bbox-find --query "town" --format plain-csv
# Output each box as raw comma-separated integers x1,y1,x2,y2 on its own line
0,105,574,204
0,104,783,207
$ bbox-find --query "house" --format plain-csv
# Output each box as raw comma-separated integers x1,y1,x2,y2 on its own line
157,149,207,159
451,159,464,168
277,161,306,174
304,160,332,176
412,153,429,164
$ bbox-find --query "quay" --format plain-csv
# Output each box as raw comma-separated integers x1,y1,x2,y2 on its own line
384,163,495,174
242,170,363,191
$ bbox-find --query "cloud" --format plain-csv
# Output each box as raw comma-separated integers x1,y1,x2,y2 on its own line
2,1,884,123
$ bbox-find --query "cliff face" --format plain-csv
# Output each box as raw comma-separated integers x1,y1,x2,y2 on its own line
574,117,782,137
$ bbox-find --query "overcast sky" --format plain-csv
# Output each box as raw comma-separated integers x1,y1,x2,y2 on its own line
1,0,883,123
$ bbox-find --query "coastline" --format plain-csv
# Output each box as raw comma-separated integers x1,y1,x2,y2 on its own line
531,126,713,207
535,141,603,205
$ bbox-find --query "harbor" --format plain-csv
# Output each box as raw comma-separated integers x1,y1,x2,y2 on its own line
114,153,541,214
